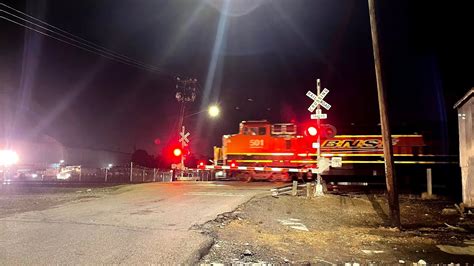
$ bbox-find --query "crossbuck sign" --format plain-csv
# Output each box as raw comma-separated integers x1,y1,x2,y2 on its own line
306,88,331,112
179,126,190,147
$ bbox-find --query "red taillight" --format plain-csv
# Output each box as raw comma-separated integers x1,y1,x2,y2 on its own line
197,161,205,169
230,162,236,168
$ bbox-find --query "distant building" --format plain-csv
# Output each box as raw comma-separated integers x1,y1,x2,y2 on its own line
454,88,473,207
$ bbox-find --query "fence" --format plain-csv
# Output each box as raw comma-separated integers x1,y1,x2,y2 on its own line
173,169,213,181
77,164,174,183
3,163,215,184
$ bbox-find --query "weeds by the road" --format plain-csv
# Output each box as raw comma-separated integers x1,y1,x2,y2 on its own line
200,193,474,264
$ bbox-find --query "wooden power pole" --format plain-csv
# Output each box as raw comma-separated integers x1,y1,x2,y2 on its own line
368,0,401,227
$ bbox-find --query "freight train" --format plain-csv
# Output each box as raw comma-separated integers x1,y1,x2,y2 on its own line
207,120,454,182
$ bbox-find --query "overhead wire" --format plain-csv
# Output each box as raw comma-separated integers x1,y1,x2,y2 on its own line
0,3,161,72
0,3,200,143
0,14,162,74
0,3,181,78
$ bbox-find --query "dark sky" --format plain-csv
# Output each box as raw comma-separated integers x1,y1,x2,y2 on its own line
1,0,473,156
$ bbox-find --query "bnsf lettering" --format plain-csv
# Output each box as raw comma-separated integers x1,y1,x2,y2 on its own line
322,140,340,147
360,139,381,148
250,139,264,148
322,139,382,149
392,138,400,146
341,140,360,148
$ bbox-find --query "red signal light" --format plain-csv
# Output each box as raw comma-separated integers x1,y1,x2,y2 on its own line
173,148,182,157
230,162,237,168
198,161,205,169
307,126,318,136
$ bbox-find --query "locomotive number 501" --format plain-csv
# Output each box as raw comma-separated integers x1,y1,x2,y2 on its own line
249,139,264,148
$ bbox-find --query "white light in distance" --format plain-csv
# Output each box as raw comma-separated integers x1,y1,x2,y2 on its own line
0,150,19,166
208,105,220,117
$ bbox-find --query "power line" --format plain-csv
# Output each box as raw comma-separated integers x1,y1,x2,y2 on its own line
0,14,161,74
0,3,159,71
0,9,167,75
0,4,181,78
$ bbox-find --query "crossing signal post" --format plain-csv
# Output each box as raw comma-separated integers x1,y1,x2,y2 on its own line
178,126,190,172
306,78,333,196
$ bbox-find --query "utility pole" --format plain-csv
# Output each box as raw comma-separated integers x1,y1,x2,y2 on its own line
175,77,197,172
368,0,400,227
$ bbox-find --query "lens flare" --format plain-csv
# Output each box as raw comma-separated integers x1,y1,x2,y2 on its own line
0,150,19,166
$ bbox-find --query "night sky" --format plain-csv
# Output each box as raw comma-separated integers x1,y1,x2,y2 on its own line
1,0,473,156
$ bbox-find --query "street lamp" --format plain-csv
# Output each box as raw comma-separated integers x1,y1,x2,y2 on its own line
208,105,220,118
184,104,221,119
177,104,219,174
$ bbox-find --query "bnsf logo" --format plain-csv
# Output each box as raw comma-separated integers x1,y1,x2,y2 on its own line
322,139,399,149
250,139,264,148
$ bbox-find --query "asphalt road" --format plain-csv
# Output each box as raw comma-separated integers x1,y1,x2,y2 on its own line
0,182,276,264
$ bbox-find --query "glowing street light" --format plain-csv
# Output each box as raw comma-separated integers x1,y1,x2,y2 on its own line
184,104,220,119
208,105,220,117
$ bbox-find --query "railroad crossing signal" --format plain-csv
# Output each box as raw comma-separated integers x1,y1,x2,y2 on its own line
179,126,190,147
306,78,334,196
306,88,331,112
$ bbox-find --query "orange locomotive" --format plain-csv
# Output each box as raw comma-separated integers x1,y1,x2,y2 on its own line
212,120,427,181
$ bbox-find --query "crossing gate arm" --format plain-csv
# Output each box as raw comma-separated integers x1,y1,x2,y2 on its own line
204,165,323,174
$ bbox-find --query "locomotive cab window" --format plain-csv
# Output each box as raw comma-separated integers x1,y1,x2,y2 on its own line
286,124,296,133
243,127,258,135
258,127,267,135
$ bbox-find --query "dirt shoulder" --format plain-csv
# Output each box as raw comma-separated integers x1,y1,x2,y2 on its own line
200,193,474,264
